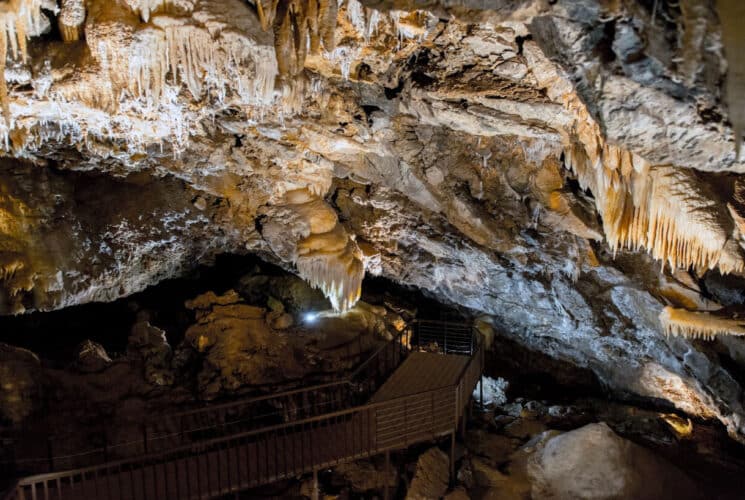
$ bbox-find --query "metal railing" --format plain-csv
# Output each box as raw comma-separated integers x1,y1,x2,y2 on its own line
349,328,410,396
12,329,482,500
6,329,411,476
413,319,475,355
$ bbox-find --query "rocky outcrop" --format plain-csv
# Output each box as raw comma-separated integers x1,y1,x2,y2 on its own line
0,343,42,424
1,0,745,442
127,321,174,386
72,340,112,373
184,290,292,398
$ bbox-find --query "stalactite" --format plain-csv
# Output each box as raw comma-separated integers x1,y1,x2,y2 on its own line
255,0,338,79
0,0,51,126
263,189,366,312
0,24,8,126
126,0,169,23
297,225,365,311
717,0,745,158
660,306,745,340
58,0,85,42
564,112,744,274
93,20,277,107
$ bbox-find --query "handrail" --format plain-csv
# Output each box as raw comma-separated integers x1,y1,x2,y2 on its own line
349,328,408,381
17,383,454,485
164,379,352,420
11,320,482,499
6,324,413,474
412,319,475,355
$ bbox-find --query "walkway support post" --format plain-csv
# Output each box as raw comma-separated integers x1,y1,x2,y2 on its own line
384,450,391,500
312,469,319,500
450,432,456,486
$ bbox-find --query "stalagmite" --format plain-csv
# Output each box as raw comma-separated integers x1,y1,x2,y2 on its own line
58,0,85,42
659,306,745,340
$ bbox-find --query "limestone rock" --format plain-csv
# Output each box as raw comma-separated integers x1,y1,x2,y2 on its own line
128,321,174,386
465,429,520,467
184,291,281,397
73,340,112,373
270,312,294,330
1,0,745,443
406,447,450,500
0,343,42,424
444,487,470,500
335,459,397,493
527,423,703,500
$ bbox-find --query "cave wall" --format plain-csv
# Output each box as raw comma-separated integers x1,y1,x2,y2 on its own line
1,0,745,439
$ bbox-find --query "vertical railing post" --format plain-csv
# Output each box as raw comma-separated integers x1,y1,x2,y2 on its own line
142,424,148,454
312,469,319,500
480,345,485,411
384,450,391,500
449,432,456,487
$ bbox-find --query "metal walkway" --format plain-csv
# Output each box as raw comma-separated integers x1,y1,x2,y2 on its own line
4,320,484,500
370,352,470,402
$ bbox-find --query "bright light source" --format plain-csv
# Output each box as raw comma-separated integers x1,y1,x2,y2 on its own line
304,312,318,323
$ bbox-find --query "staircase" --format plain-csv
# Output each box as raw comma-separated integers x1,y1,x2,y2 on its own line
4,320,484,500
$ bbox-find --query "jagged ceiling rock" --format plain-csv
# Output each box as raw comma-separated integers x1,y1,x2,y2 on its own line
2,0,745,440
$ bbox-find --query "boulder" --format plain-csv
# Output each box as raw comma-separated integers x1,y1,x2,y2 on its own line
335,458,396,493
406,447,450,500
184,290,299,398
527,423,704,500
270,312,294,330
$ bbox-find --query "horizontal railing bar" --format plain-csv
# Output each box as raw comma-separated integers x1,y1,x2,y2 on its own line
350,330,407,380
13,320,480,498
165,380,353,420
17,385,456,486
